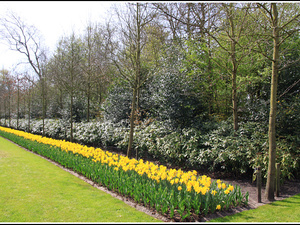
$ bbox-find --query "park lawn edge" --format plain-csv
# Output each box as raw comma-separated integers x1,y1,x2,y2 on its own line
0,136,163,222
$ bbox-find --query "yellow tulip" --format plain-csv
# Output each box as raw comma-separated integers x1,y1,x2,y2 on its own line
222,183,226,189
211,190,217,196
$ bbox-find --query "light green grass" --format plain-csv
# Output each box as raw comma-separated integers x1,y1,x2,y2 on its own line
0,137,162,222
209,193,300,222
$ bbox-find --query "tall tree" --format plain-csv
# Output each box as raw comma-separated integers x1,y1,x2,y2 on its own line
50,32,83,142
205,3,255,131
15,72,21,129
254,2,300,201
23,73,35,131
0,69,14,127
112,3,157,158
81,22,114,121
81,24,95,122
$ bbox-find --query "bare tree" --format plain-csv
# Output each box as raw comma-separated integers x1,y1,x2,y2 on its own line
49,32,83,142
153,3,187,42
0,69,14,127
81,21,114,121
81,23,97,122
0,12,48,135
22,72,35,132
112,3,157,158
93,22,116,107
209,3,257,131
15,72,21,129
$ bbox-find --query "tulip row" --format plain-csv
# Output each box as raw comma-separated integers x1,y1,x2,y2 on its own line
0,126,249,221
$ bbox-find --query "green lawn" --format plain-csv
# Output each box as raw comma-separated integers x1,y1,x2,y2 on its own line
0,137,162,222
209,193,300,222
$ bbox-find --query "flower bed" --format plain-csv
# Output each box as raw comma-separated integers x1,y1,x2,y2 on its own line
0,126,249,221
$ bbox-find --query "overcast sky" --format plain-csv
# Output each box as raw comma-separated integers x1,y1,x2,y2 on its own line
0,1,119,71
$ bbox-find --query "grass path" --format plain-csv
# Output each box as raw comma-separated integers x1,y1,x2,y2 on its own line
0,137,161,222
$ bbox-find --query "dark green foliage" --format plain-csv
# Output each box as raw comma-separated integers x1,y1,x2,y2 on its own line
147,70,207,130
47,99,62,119
102,81,132,123
277,96,300,137
102,43,209,130
60,96,88,123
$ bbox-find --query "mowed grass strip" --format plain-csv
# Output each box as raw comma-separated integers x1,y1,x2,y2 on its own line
209,193,300,222
0,137,162,222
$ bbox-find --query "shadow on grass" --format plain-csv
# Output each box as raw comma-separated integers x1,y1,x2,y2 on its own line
209,193,300,222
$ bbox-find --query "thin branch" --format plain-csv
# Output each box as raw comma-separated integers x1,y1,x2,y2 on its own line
257,3,273,23
278,78,300,99
279,57,300,71
278,28,300,47
280,13,300,30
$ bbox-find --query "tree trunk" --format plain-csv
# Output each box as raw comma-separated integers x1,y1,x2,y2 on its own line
127,87,137,158
17,77,20,129
28,83,32,132
4,100,7,126
232,69,238,131
265,3,279,201
187,3,192,39
8,87,11,127
28,94,31,132
60,88,63,110
207,35,213,115
41,77,46,137
229,3,239,131
70,94,73,142
87,85,90,122
127,3,141,159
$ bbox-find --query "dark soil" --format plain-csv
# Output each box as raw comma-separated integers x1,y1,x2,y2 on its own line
6,137,300,223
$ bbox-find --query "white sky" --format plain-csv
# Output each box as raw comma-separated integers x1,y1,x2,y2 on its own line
0,1,120,71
